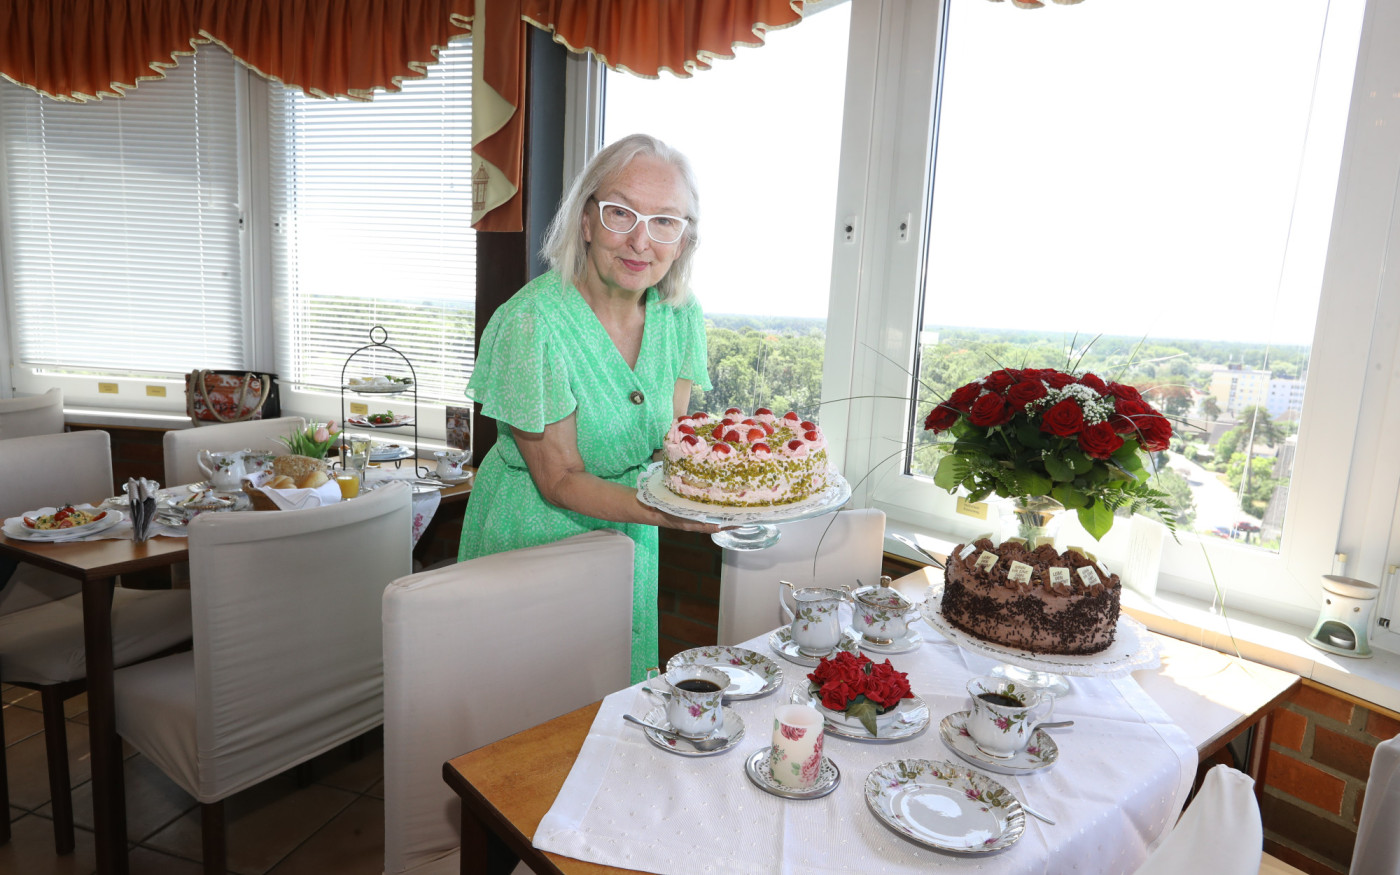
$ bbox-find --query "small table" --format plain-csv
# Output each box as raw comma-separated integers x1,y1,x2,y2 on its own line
444,630,1299,875
0,534,189,875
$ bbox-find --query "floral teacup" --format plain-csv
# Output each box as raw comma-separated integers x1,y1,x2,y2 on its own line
965,675,1054,758
645,664,727,738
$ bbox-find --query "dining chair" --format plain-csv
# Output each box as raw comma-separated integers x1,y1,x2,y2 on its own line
381,528,635,875
1133,763,1263,875
1349,734,1400,874
717,508,886,646
0,388,64,440
0,429,193,854
113,481,413,874
162,415,306,485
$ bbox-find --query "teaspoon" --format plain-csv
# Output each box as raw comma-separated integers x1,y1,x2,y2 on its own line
622,714,730,751
1020,801,1056,825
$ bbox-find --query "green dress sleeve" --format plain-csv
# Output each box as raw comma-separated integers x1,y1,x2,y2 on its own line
465,297,577,433
676,295,713,393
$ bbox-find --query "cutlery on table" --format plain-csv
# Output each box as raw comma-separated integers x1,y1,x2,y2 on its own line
890,533,946,569
1020,801,1056,825
1037,720,1075,730
622,714,729,751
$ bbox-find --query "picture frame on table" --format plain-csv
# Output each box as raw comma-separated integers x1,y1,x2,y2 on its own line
446,405,472,456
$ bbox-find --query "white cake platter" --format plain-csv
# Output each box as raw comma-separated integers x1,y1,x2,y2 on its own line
636,461,851,551
919,580,1161,679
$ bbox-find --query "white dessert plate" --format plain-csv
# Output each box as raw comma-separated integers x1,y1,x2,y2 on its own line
344,379,412,395
864,758,1027,854
347,413,415,428
790,687,931,743
858,628,925,655
768,626,862,667
637,705,744,757
939,711,1059,775
745,747,840,800
369,443,415,462
4,506,124,542
666,646,783,700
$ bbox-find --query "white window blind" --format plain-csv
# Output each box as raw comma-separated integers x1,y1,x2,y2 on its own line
269,38,476,404
0,47,243,374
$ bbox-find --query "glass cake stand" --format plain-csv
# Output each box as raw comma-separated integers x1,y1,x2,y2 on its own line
636,461,852,550
918,580,1161,697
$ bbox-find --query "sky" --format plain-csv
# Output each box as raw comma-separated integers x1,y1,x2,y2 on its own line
604,0,1360,347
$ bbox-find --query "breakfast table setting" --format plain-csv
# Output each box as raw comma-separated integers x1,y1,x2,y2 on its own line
530,589,1198,875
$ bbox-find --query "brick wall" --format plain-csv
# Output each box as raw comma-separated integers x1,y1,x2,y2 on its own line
1261,681,1400,873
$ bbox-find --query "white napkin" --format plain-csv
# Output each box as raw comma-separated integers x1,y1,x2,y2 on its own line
245,470,342,511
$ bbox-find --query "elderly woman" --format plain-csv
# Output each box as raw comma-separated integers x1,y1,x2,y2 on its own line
458,134,718,682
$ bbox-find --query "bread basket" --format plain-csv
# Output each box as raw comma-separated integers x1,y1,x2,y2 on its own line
243,455,329,511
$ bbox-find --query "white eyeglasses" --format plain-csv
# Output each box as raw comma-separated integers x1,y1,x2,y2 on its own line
595,200,690,244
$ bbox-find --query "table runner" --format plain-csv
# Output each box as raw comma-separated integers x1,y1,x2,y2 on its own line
535,621,1197,875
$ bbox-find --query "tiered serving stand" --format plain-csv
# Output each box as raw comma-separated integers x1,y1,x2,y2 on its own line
339,326,428,478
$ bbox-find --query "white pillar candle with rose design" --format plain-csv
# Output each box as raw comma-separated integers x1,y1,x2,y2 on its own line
770,704,825,789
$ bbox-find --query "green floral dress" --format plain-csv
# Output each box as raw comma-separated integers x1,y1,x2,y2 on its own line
458,270,711,682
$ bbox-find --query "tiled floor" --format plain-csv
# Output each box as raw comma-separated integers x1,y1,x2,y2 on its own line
1,684,386,875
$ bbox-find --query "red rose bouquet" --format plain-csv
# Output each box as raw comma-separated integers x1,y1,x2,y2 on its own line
807,651,913,736
924,367,1175,540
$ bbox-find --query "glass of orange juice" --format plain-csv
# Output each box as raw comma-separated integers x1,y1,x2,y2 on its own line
334,472,361,499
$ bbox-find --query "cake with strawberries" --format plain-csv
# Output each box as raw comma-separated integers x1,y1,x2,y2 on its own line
940,537,1121,655
661,407,834,507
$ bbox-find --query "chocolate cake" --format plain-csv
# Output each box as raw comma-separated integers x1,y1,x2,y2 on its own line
940,537,1120,655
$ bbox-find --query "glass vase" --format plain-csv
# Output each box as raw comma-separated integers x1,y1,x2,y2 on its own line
997,495,1066,546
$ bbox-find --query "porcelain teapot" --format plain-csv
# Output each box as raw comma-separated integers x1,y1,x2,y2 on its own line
196,449,248,492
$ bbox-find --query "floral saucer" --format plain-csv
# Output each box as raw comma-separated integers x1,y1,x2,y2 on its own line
768,626,862,667
790,687,931,743
858,628,925,655
666,645,783,700
939,711,1059,775
864,758,1026,854
744,747,840,800
639,705,744,757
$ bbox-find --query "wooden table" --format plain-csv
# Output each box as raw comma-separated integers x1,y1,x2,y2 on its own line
0,534,189,875
444,630,1300,875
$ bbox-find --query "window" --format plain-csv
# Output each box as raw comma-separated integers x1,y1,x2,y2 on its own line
600,1,851,420
822,0,1397,636
268,38,476,412
0,47,243,401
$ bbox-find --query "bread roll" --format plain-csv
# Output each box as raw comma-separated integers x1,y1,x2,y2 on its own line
268,475,296,490
297,470,330,490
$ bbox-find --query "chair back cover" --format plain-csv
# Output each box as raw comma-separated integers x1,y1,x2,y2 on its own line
718,508,885,646
162,415,306,485
382,529,634,875
120,482,412,802
1134,764,1262,875
1351,734,1400,875
0,388,64,440
0,429,112,611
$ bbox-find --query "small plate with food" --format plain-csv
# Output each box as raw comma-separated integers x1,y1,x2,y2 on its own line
345,376,413,395
348,412,415,428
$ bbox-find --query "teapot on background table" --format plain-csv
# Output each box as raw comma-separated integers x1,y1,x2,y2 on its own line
196,449,247,492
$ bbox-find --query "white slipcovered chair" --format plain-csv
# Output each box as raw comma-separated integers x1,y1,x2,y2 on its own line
1134,763,1263,875
162,415,306,485
0,430,192,854
1350,734,1400,875
717,508,886,646
113,481,413,873
382,529,635,875
0,388,64,440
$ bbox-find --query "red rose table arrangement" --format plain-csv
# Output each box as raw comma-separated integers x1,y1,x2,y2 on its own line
807,651,915,737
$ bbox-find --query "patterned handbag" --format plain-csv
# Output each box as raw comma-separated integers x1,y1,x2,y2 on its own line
185,370,280,425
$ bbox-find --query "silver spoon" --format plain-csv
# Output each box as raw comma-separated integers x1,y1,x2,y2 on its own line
622,714,729,751
1020,801,1056,825
1036,720,1075,730
890,533,946,569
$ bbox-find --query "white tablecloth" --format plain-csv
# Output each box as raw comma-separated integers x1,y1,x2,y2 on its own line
534,619,1197,875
